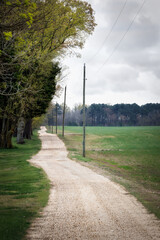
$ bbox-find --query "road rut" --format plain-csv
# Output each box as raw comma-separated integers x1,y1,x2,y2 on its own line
27,127,160,240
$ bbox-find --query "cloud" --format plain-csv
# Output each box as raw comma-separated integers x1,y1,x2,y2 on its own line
59,0,160,108
87,64,145,94
138,72,160,96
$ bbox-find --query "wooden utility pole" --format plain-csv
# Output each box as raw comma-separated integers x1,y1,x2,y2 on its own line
62,86,67,137
83,64,86,157
52,108,53,134
56,103,58,134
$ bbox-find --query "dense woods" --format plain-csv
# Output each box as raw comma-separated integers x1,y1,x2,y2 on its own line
0,0,96,148
47,103,160,127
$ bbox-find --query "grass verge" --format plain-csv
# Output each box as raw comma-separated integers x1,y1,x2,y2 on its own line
46,125,53,134
0,131,50,240
58,126,160,219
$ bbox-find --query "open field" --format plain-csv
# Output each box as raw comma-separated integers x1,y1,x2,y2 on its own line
0,131,50,240
56,126,160,219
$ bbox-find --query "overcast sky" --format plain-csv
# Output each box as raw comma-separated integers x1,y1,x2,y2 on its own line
54,0,160,108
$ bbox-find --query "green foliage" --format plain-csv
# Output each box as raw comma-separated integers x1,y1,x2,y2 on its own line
0,0,96,148
59,126,160,219
0,131,50,239
20,62,61,119
32,115,45,130
1,0,96,61
63,103,160,126
3,32,12,41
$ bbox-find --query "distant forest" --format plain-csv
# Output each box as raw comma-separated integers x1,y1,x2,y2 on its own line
47,103,160,127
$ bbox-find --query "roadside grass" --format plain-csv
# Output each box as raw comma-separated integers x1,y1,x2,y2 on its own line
58,126,160,219
46,125,53,134
0,131,50,240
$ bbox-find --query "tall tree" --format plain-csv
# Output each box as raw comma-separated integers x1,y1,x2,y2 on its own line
58,103,160,127
0,0,96,148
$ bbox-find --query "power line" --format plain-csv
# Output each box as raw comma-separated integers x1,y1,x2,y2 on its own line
87,0,128,63
96,0,147,73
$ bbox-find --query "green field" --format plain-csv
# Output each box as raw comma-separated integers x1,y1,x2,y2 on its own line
0,132,50,240
57,126,160,219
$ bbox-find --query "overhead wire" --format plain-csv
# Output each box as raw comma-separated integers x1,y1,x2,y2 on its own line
96,0,147,74
87,0,128,64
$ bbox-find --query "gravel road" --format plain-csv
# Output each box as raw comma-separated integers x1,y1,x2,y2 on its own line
26,127,160,240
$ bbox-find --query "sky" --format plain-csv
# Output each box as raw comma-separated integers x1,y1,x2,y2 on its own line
54,0,160,109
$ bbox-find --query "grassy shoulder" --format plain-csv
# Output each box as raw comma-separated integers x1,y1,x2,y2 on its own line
58,126,160,219
0,131,50,240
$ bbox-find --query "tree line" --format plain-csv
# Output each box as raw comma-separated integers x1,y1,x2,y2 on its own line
0,0,96,148
46,103,160,127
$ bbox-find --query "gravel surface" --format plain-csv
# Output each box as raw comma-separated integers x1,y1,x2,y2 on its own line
26,127,160,240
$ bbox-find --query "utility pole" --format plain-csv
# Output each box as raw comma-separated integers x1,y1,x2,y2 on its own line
62,86,67,137
52,108,53,134
83,63,86,157
56,103,58,134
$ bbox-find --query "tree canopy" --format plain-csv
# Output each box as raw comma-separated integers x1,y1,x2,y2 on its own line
0,0,96,148
48,103,160,127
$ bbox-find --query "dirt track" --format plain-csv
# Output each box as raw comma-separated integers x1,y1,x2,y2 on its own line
27,127,160,240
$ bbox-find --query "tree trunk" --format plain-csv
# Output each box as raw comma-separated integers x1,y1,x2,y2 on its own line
0,118,15,148
13,128,17,137
17,117,25,144
23,119,32,139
